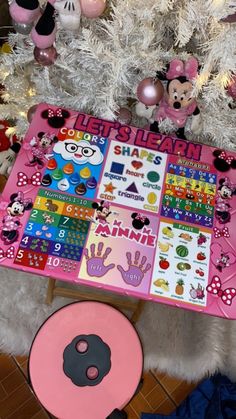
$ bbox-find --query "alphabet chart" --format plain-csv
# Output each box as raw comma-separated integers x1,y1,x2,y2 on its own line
1,103,236,319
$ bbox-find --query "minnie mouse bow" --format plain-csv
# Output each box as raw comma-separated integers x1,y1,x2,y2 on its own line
135,214,147,223
206,275,236,306
13,192,32,206
213,226,230,238
218,151,234,165
48,108,63,118
17,172,42,187
166,57,198,81
0,246,14,261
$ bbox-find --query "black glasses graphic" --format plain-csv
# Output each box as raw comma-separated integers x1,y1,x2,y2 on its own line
64,142,96,157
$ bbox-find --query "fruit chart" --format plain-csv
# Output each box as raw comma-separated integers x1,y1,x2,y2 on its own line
0,103,236,319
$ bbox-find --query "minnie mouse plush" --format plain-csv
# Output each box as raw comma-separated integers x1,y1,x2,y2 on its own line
1,192,33,244
136,58,202,139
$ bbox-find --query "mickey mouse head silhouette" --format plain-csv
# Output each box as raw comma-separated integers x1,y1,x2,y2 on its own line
41,108,70,128
131,213,150,230
213,149,236,172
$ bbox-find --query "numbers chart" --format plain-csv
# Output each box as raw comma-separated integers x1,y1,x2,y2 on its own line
1,103,236,319
15,190,94,274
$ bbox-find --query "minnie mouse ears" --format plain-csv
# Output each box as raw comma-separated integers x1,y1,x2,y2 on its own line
213,149,236,172
41,108,70,128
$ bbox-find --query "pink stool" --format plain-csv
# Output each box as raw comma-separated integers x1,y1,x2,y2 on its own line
29,301,143,419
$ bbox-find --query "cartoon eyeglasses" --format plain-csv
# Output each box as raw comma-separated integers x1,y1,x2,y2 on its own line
65,142,96,157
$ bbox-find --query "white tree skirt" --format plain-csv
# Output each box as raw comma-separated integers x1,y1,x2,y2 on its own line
1,267,236,382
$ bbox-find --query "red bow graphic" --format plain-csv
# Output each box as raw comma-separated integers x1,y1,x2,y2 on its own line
48,108,63,118
213,226,230,238
17,172,42,187
218,151,234,165
0,246,15,261
206,275,236,306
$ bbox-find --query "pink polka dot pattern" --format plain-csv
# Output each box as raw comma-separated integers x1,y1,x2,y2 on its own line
206,275,236,306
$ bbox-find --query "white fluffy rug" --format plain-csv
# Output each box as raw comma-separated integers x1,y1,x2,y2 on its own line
1,267,236,383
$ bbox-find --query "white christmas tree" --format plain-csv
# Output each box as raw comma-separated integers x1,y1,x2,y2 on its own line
0,0,236,147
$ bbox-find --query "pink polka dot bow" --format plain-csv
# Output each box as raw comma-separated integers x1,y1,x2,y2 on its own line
213,226,230,238
206,275,236,306
48,108,63,118
17,172,42,187
0,246,15,260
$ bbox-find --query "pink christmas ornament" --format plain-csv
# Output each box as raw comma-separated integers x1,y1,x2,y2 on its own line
27,105,38,123
80,0,106,18
116,107,132,125
137,77,164,106
227,75,236,99
33,46,57,66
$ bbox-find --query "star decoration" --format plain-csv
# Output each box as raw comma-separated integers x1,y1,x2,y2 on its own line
104,182,117,194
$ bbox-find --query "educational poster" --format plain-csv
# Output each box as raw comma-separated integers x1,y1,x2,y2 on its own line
161,156,217,228
79,205,158,295
14,189,94,275
150,220,211,307
42,128,108,199
1,103,236,319
97,140,167,213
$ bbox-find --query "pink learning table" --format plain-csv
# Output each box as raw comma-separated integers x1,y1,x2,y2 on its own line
28,301,143,419
0,103,236,319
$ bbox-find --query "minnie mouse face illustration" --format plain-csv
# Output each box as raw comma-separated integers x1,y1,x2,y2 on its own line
166,77,195,110
38,132,57,149
131,213,150,230
54,140,104,165
218,178,236,199
8,200,25,216
7,193,33,216
213,149,236,172
41,108,70,129
92,201,111,223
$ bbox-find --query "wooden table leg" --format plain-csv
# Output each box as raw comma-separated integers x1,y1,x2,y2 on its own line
131,300,146,324
46,277,56,305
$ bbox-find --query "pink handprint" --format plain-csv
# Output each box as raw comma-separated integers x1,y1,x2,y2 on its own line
117,251,151,287
84,242,115,278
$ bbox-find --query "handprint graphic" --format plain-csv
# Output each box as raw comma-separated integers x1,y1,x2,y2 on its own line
84,242,115,278
117,251,151,287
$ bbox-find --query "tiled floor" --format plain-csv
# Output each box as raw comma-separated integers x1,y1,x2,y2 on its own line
0,353,197,418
